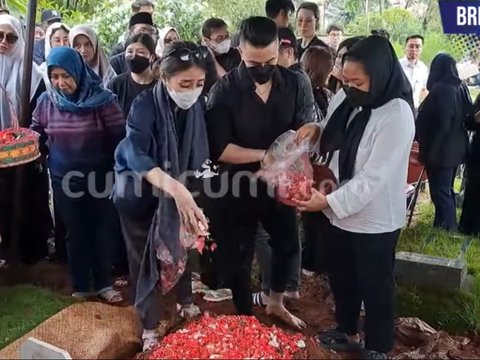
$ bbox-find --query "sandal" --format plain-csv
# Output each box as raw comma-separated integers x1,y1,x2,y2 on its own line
114,276,129,288
178,303,201,320
252,291,268,307
203,288,232,303
142,329,159,352
72,291,95,300
192,280,210,294
314,328,365,351
97,288,123,304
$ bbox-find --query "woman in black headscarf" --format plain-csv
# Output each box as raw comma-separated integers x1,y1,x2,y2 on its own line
326,36,365,94
459,94,480,236
294,36,415,360
416,53,471,231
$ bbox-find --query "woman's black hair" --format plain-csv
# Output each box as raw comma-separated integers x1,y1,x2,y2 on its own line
125,33,156,55
157,41,208,80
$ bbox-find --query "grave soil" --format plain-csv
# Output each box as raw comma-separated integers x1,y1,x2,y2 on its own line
2,262,480,359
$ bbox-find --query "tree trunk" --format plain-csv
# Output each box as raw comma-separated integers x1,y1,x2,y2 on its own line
422,0,433,32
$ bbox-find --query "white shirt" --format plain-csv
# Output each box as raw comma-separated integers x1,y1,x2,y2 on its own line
399,57,429,109
321,90,415,234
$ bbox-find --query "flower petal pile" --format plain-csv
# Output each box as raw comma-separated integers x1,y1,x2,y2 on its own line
149,314,307,359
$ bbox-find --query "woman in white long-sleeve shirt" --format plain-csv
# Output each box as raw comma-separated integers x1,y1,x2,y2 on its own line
294,35,415,360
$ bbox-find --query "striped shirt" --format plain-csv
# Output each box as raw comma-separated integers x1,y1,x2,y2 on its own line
31,92,126,181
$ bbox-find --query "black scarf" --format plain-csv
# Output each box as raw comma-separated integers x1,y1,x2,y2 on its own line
320,35,414,182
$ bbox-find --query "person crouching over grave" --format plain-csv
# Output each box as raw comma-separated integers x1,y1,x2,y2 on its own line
204,16,319,329
293,36,415,360
30,47,126,304
113,42,210,351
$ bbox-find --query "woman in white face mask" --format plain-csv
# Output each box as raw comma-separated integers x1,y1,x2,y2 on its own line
113,41,210,352
201,17,241,76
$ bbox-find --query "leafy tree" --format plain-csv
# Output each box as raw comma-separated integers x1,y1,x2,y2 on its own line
205,0,264,29
346,7,422,42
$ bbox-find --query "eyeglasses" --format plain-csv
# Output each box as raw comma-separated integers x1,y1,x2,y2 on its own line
407,44,422,49
163,46,208,62
0,31,18,45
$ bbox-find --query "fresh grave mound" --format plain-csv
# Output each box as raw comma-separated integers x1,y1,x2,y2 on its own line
149,314,307,359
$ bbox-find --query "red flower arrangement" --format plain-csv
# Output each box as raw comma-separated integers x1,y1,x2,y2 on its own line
149,314,307,359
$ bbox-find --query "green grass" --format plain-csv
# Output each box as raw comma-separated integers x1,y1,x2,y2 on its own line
396,200,480,335
0,285,74,349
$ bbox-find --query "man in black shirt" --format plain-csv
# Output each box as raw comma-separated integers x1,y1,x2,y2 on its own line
202,18,241,75
109,13,158,75
205,16,318,329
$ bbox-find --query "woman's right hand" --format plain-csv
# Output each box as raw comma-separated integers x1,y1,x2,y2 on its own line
171,183,208,235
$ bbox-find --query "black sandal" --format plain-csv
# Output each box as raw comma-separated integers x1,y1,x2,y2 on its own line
314,328,365,351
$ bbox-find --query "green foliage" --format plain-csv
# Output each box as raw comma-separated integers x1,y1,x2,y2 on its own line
346,7,422,43
155,0,207,42
205,0,264,30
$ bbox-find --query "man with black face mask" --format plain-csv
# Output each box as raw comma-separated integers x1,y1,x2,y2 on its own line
204,16,318,330
107,34,157,118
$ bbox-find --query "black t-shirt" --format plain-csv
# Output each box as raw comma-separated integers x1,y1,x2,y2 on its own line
205,63,314,171
297,36,329,59
216,48,242,73
107,73,156,118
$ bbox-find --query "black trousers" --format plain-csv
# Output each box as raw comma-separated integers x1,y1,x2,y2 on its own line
118,213,193,330
426,166,457,231
207,184,300,315
326,225,400,354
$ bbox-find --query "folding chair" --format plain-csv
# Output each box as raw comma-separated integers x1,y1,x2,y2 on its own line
406,142,427,228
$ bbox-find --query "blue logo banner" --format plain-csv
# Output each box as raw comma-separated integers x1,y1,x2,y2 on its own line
439,0,480,35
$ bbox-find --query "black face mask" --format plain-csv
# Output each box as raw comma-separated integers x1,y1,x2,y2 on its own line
247,64,275,85
343,85,370,107
126,55,150,74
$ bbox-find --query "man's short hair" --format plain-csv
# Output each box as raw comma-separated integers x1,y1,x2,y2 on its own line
327,24,343,34
202,18,228,39
131,0,154,13
265,0,295,19
405,34,424,44
239,16,278,48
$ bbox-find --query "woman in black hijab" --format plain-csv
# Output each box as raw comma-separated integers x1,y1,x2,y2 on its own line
294,36,415,360
459,94,480,236
416,53,471,231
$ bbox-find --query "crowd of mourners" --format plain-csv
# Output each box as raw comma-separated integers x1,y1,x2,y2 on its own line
1,0,479,358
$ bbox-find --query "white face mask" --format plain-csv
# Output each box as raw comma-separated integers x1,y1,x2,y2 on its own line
167,86,203,110
210,38,231,55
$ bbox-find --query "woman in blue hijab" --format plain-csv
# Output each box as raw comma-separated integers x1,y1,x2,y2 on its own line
416,53,472,231
31,46,126,303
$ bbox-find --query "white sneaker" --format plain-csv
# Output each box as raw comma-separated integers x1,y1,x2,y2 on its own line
142,329,159,352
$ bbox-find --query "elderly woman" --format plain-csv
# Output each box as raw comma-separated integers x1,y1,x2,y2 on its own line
31,47,125,303
70,25,116,86
0,14,51,265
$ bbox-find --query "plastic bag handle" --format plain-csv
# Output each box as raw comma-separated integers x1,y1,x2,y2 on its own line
0,82,20,129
